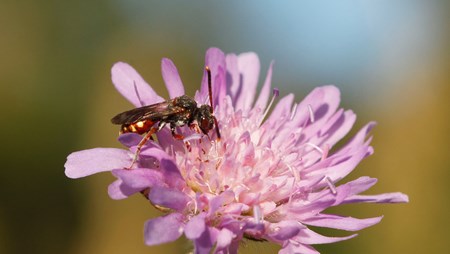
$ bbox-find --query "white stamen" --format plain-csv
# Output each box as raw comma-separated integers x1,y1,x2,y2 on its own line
285,162,301,204
205,182,214,194
304,142,324,155
287,164,300,183
253,205,263,224
325,176,337,195
259,88,279,126
290,103,298,121
321,144,330,161
239,184,251,191
307,104,315,123
188,199,198,214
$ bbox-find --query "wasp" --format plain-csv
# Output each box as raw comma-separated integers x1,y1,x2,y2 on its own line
111,66,221,167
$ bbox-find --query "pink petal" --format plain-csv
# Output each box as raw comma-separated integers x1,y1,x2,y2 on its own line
161,58,184,98
185,213,206,240
198,48,226,105
107,179,132,200
65,148,131,178
216,228,234,250
225,53,239,102
111,62,163,107
265,93,295,126
336,122,376,155
303,214,383,231
155,127,184,152
301,85,341,122
343,192,409,204
193,226,224,254
316,109,356,147
296,228,357,244
267,221,302,241
234,52,260,111
280,242,320,254
208,190,235,216
117,133,142,147
307,177,378,205
287,85,341,137
139,147,185,190
148,186,190,212
303,145,371,184
111,168,164,189
342,176,378,195
287,199,336,220
253,61,274,111
287,185,353,219
144,213,184,245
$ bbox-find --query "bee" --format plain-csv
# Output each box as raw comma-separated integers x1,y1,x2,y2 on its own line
111,66,220,167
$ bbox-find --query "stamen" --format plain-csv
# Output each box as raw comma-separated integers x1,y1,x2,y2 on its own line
205,182,214,194
321,144,329,161
307,104,315,123
288,239,300,246
290,103,298,121
259,88,280,126
304,142,324,155
239,184,251,191
253,205,263,224
287,164,300,183
325,176,337,195
188,199,198,214
284,162,300,204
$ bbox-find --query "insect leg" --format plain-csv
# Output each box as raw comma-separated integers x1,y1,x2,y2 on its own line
170,123,184,140
128,126,158,169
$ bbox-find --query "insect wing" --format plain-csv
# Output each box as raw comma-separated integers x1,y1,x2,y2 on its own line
111,100,180,125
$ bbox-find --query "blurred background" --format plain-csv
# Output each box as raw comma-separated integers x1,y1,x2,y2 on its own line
0,0,448,253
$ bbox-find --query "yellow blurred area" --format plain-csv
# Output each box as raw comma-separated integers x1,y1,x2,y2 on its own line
0,1,448,253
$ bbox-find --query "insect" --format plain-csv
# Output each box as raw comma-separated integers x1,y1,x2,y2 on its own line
111,66,221,167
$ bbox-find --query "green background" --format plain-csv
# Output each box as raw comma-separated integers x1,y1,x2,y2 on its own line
1,1,448,253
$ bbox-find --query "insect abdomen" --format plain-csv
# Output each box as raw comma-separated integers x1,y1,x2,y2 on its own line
120,120,155,134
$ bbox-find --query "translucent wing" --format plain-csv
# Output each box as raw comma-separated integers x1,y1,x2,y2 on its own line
111,100,185,125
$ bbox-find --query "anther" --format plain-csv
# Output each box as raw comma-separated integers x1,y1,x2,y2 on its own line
260,88,280,126
325,176,337,195
290,103,298,121
321,144,329,161
304,142,324,155
253,205,263,224
307,104,315,123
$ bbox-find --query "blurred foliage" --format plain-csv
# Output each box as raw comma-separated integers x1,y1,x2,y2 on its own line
0,1,448,253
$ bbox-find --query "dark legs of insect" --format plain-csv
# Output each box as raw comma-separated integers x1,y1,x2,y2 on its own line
170,123,184,140
128,122,185,169
128,127,158,169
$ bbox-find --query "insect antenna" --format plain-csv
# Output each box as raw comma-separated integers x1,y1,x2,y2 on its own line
205,66,221,140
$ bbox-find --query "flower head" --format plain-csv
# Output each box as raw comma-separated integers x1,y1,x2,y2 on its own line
65,48,408,253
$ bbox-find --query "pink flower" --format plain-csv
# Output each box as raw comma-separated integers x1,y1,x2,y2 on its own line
65,48,408,254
